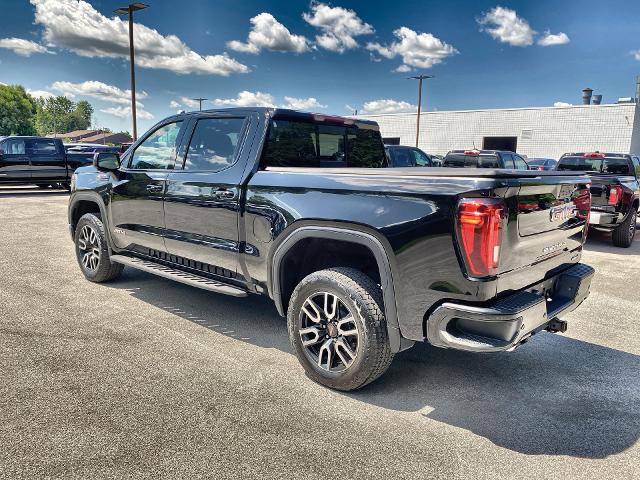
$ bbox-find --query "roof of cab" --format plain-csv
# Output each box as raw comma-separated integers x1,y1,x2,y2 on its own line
179,107,379,129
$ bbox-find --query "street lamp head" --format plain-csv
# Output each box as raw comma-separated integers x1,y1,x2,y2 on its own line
114,3,148,15
408,75,434,80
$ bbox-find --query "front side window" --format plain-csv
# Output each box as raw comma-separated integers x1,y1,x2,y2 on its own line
513,155,528,170
30,139,58,155
130,121,183,170
184,118,245,171
411,149,432,166
1,139,26,155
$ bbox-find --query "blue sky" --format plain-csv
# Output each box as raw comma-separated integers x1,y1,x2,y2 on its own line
1,0,640,133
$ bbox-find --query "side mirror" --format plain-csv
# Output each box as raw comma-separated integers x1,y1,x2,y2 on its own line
93,152,120,171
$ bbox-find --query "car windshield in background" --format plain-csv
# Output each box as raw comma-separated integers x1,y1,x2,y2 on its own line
444,153,499,168
557,156,631,174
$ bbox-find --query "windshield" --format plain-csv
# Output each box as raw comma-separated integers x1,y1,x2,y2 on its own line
557,156,631,174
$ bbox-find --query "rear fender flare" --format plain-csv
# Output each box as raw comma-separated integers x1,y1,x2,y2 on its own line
269,225,408,353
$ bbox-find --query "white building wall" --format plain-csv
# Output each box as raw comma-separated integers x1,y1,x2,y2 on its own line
359,103,639,159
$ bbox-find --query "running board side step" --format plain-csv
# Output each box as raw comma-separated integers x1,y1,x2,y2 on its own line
110,255,248,297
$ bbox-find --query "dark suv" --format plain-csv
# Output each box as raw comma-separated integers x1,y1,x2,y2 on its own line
443,150,529,169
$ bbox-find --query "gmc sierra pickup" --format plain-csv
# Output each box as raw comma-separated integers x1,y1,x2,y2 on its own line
0,136,94,189
557,152,640,247
68,108,595,391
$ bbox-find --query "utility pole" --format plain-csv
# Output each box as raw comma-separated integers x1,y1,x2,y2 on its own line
191,98,208,111
408,75,433,148
114,3,148,141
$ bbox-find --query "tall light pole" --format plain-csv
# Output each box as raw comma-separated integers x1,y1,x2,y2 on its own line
408,74,433,147
191,97,208,111
114,3,148,141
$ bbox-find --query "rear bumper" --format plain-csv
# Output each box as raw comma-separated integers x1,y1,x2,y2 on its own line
589,210,621,227
425,263,594,352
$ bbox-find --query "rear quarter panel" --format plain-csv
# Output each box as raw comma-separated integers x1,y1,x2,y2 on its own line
244,169,506,340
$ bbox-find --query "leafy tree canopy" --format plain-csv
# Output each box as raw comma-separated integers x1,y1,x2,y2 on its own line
0,84,36,136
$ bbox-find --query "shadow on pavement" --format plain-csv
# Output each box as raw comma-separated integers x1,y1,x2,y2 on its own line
106,267,640,459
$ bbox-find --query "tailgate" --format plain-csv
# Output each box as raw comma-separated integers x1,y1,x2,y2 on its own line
498,174,590,278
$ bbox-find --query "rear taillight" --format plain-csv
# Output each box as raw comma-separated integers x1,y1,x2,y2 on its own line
608,185,622,205
537,166,544,171
456,198,505,278
573,187,592,243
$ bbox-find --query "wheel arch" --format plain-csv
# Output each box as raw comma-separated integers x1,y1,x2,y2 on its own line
68,192,112,249
269,223,408,353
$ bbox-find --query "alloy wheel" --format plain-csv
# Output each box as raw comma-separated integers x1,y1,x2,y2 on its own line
77,225,101,271
298,292,359,372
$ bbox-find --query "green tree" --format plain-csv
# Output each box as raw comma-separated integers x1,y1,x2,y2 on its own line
0,84,36,135
34,96,93,135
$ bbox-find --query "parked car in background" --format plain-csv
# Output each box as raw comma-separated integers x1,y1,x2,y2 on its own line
557,151,640,247
431,154,444,167
0,136,95,190
527,158,558,171
385,145,434,167
443,149,529,169
64,143,120,154
68,107,594,391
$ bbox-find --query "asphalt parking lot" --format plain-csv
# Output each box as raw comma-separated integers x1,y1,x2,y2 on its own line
0,186,638,479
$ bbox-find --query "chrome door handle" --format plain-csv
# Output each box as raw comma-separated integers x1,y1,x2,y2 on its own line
214,189,235,199
146,184,162,192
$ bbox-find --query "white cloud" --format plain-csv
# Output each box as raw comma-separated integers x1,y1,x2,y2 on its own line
27,89,55,99
554,101,572,107
633,50,640,61
361,99,417,114
30,0,249,76
0,37,53,56
51,80,146,107
227,12,309,54
303,2,374,53
366,27,458,70
101,105,154,120
538,31,570,46
213,91,276,108
281,96,326,110
477,6,535,47
169,96,202,109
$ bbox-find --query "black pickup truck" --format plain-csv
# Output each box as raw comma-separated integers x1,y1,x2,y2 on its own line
0,136,94,189
68,108,595,391
557,152,640,247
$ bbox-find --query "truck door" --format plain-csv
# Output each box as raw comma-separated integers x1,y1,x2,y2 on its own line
163,115,250,274
28,138,67,182
109,120,186,254
0,138,30,182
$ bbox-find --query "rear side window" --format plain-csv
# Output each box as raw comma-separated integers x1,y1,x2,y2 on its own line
183,117,245,171
1,139,25,155
29,139,58,155
261,119,385,168
558,156,632,174
130,121,183,170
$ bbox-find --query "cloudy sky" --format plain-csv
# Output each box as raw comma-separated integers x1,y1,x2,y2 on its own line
1,0,640,133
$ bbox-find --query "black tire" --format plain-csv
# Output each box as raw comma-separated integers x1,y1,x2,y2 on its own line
60,182,71,191
612,211,637,248
287,267,393,391
74,213,123,282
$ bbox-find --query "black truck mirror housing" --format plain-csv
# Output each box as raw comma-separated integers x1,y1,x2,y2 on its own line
93,152,120,171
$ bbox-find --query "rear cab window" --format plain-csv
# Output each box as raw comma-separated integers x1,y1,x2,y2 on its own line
261,117,386,169
557,154,633,175
28,138,60,155
443,151,499,168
